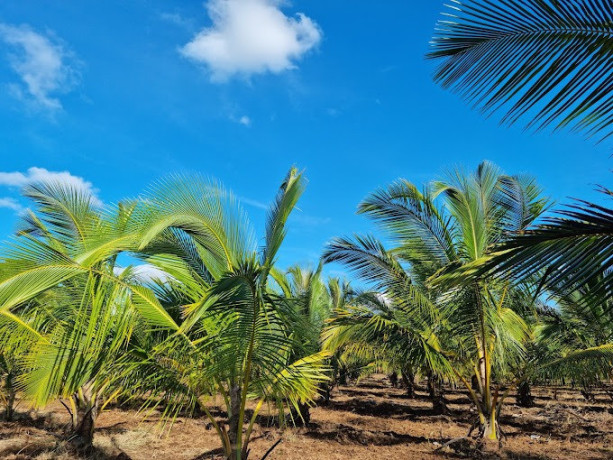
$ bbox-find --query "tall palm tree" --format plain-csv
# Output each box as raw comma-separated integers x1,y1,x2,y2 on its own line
326,162,548,440
120,169,330,460
429,0,613,141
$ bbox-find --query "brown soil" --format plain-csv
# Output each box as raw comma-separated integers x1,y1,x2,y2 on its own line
1,375,612,460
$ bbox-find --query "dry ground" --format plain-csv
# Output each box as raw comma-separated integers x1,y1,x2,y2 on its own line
1,375,612,459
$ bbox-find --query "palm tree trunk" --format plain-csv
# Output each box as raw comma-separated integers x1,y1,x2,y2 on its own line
321,383,332,405
401,368,415,398
228,384,242,459
427,371,449,415
339,367,348,386
4,372,16,422
69,391,99,452
388,372,399,388
516,381,535,408
292,401,311,426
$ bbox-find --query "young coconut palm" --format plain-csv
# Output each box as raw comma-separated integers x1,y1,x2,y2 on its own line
120,168,330,460
327,162,549,440
0,308,42,421
274,264,334,424
0,182,174,451
321,285,453,413
527,274,613,398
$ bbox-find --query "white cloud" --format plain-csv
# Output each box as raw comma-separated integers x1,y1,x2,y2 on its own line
0,167,102,207
0,23,78,110
181,0,322,82
240,196,268,210
0,197,22,211
115,264,172,284
239,115,251,126
160,12,194,30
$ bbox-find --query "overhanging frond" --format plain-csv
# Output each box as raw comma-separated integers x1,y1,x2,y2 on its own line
429,0,613,141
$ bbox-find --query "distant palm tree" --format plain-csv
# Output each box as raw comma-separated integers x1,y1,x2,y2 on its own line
531,273,613,391
429,0,613,141
275,264,334,424
321,281,453,414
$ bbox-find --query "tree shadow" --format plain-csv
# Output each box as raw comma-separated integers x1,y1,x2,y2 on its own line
97,421,130,435
0,440,132,460
304,422,444,447
190,446,225,460
325,397,442,419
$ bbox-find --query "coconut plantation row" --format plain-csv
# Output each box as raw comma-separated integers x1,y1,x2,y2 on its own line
2,0,613,459
0,161,612,459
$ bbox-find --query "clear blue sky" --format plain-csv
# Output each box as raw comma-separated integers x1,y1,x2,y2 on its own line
0,0,610,275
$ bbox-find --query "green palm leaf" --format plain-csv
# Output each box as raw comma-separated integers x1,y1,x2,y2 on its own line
429,0,613,140
488,195,613,299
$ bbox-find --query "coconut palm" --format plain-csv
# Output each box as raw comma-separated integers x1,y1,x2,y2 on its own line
274,264,334,424
322,285,453,413
119,169,330,460
527,274,613,397
0,318,36,421
0,181,172,451
429,0,613,142
325,162,549,440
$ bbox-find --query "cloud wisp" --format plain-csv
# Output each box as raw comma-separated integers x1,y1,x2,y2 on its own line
0,197,22,212
181,0,322,82
0,167,102,208
0,23,78,111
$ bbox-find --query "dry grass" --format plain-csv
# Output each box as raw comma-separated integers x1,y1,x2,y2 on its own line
1,375,613,459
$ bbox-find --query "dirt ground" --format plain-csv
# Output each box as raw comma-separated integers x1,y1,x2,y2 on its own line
1,375,612,459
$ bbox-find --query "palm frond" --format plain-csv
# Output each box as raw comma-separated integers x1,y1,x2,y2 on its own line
261,167,306,280
429,0,613,141
488,195,613,298
358,180,458,266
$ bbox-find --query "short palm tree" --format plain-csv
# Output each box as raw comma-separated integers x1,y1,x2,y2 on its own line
274,264,333,424
321,284,453,413
530,275,613,393
326,162,548,440
0,182,171,451
120,169,330,460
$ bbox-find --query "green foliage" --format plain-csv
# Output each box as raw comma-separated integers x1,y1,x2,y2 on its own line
429,0,613,141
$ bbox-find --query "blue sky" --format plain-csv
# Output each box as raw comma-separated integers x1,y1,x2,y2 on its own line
0,0,610,276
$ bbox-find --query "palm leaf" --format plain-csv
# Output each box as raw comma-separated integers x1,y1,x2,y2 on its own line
429,0,613,141
261,167,306,280
488,195,613,299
